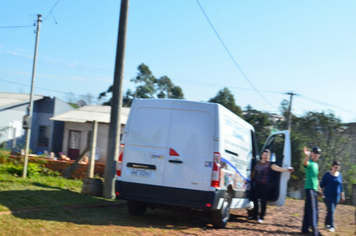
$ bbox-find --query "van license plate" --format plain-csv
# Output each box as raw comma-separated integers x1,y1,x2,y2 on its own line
130,168,152,178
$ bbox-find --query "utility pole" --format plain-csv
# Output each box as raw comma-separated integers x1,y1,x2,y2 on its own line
286,92,297,133
103,0,130,199
23,14,42,178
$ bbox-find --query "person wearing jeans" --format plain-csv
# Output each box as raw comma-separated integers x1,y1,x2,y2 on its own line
320,161,345,233
301,147,323,236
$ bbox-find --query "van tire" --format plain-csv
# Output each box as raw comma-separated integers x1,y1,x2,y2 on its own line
127,201,147,216
211,192,231,228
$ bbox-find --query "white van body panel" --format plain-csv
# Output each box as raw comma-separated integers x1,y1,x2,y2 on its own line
116,99,291,216
163,105,214,191
218,105,253,192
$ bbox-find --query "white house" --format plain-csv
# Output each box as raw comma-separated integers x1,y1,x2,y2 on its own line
50,105,130,162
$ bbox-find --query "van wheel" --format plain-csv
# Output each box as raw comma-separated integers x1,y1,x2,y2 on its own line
211,192,231,228
127,201,147,216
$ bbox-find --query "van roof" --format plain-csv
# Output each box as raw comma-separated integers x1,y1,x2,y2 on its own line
132,99,255,132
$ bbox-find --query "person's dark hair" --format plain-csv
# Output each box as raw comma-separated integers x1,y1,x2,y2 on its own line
312,147,321,154
263,149,271,154
332,160,341,166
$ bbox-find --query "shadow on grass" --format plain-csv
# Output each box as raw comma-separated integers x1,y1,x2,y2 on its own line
0,187,213,229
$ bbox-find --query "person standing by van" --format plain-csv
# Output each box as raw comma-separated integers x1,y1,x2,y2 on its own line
319,161,345,233
251,149,294,223
301,147,323,236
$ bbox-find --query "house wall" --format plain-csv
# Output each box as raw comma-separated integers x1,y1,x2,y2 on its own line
0,103,28,150
52,98,73,155
0,97,73,155
62,122,125,163
32,99,55,154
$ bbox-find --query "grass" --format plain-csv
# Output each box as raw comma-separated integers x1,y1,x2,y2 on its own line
0,172,215,236
0,171,355,236
0,173,113,212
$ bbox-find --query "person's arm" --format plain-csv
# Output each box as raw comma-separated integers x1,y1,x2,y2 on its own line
271,164,294,173
251,165,256,180
319,172,327,188
340,174,345,203
303,147,310,167
340,192,345,203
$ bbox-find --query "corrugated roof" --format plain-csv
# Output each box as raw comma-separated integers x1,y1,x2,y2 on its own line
50,105,130,124
0,92,44,109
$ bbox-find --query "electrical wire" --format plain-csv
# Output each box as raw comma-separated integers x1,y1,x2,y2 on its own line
0,78,83,97
44,0,62,22
0,25,34,29
298,95,356,115
195,0,278,110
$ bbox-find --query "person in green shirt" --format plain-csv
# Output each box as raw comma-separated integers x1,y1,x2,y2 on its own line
301,146,323,236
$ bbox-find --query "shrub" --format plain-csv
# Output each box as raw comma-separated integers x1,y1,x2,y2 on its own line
0,148,10,164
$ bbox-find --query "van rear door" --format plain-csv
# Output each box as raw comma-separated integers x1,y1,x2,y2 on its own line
122,106,172,187
260,130,291,206
163,102,215,193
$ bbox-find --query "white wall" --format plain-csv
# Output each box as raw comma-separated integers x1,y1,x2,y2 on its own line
62,122,125,162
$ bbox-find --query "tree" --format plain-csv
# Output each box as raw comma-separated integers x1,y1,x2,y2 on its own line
291,111,356,182
131,63,157,98
156,76,184,99
243,107,272,148
209,87,242,117
99,63,184,106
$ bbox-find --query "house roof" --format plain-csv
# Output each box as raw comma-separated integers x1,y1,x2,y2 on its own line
0,92,44,110
50,105,130,124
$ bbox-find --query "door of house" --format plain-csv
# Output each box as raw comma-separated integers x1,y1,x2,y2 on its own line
68,130,81,160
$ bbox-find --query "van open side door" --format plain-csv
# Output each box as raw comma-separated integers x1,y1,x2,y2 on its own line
260,130,291,206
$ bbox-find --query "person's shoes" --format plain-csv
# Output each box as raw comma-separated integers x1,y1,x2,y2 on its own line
328,227,335,232
257,219,263,223
325,225,331,229
301,229,311,234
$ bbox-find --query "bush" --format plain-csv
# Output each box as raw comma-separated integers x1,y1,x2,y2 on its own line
0,148,10,164
0,155,61,177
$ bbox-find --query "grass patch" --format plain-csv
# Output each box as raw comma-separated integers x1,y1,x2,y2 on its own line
0,173,116,212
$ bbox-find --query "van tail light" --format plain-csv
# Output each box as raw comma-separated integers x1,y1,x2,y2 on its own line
169,148,179,156
117,144,125,177
211,152,221,188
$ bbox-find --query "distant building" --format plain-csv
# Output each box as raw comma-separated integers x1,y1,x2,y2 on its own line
50,105,130,162
0,92,74,154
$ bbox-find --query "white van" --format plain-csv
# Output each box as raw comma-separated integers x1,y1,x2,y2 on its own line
115,99,291,228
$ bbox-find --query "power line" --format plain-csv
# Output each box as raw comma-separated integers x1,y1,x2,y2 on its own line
0,78,84,97
195,0,278,110
0,0,61,29
44,0,62,22
298,94,356,114
0,25,34,29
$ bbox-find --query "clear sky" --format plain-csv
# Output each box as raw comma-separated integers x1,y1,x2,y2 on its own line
1,0,356,123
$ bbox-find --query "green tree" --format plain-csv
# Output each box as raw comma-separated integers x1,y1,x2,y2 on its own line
99,63,184,106
243,107,272,148
131,63,157,98
292,111,355,179
156,76,184,99
209,87,242,117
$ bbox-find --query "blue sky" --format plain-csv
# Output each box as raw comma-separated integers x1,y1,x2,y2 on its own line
1,0,356,122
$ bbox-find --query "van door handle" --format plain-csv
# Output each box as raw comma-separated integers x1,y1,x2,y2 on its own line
169,160,183,164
